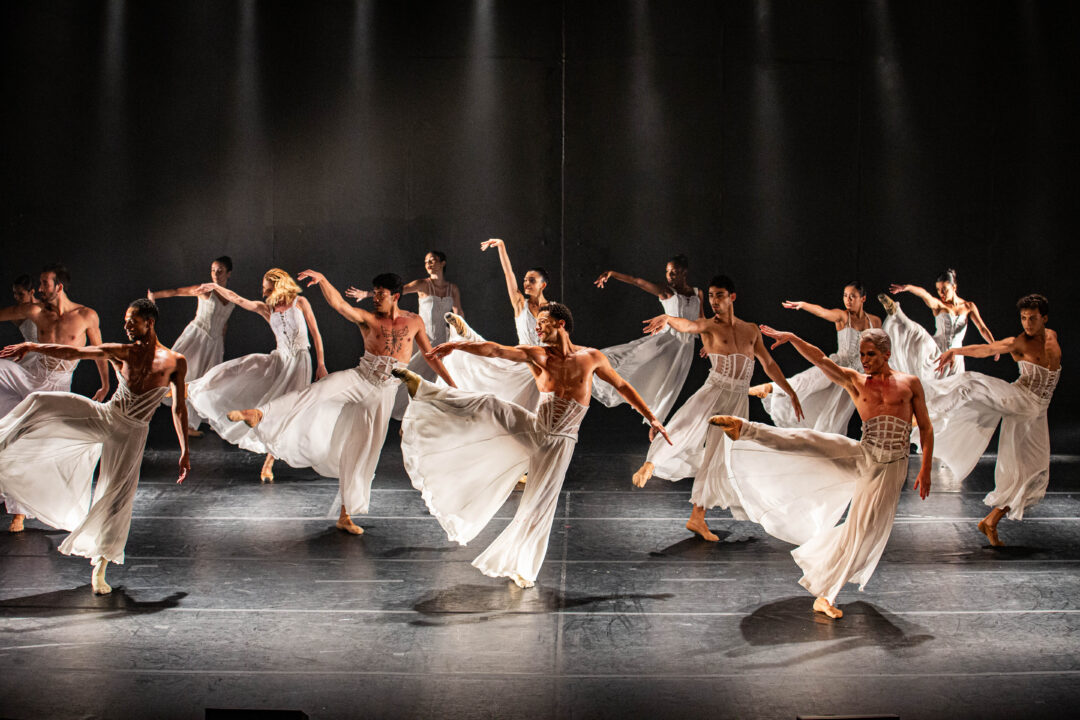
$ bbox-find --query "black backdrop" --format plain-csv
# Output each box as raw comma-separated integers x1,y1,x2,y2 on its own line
2,0,1076,419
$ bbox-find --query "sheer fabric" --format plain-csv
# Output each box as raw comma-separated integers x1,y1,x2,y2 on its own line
391,282,456,420
164,295,234,429
883,302,969,380
437,316,541,411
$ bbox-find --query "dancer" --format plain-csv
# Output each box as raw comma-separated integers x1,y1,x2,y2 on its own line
928,294,1060,547
751,282,882,434
148,256,236,436
631,275,802,541
347,250,464,420
879,269,995,380
439,238,549,410
228,271,455,535
592,255,705,423
0,298,189,594
711,326,932,619
186,268,326,482
398,301,669,587
7,275,39,365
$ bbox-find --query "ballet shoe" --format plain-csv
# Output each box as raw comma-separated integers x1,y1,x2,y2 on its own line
392,367,423,397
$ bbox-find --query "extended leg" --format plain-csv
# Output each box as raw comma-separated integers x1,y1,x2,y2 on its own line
391,367,422,397
708,415,742,440
444,312,468,337
748,383,773,399
877,293,897,315
336,504,364,535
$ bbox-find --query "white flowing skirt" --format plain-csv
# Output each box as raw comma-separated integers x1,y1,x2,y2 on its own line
438,323,540,411
401,382,576,586
187,348,311,453
592,332,694,424
391,351,436,421
730,422,908,603
761,361,856,435
883,307,961,380
927,373,1050,519
166,322,225,429
253,366,399,516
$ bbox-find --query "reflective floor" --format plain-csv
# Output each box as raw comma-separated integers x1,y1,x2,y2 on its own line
2,409,1078,719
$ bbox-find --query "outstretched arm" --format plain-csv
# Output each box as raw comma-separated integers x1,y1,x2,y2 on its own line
936,336,1016,373
413,328,456,387
643,314,709,336
196,283,269,320
752,330,804,421
911,378,933,499
480,238,525,314
781,300,845,324
147,285,202,301
84,310,111,401
297,296,328,380
426,340,532,364
0,304,34,323
593,352,671,444
169,357,191,484
297,270,375,326
889,284,943,312
0,341,119,363
760,325,858,392
593,270,669,298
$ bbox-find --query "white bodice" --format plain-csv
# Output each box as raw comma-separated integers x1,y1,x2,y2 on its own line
18,317,37,342
860,415,912,463
418,282,455,345
270,304,310,353
192,295,234,337
30,355,78,385
835,327,862,368
537,393,588,440
705,353,755,392
1015,360,1060,402
515,307,541,345
356,352,400,385
108,377,170,423
933,311,969,354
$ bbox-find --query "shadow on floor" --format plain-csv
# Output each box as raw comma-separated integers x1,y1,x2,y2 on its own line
0,585,187,620
647,533,757,560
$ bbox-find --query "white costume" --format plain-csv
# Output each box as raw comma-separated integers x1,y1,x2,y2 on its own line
0,377,168,563
728,416,913,603
251,353,401,517
884,303,969,380
926,361,1059,519
401,381,587,586
439,308,541,411
16,317,38,369
187,303,311,453
592,288,701,423
761,317,861,434
165,294,234,429
391,280,455,420
646,353,754,509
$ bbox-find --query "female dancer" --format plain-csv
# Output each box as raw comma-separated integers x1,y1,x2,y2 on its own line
347,250,463,419
9,276,39,367
148,256,236,436
592,255,704,423
880,269,995,380
186,269,327,481
751,281,881,434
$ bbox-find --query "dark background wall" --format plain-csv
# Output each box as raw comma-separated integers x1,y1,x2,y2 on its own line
2,0,1077,423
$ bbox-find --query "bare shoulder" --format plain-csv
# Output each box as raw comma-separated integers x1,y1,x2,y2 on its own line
867,312,883,328
895,370,921,395
295,295,312,309
75,304,100,323
736,317,761,337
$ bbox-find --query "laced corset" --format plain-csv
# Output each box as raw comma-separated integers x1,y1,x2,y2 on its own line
356,352,400,385
270,304,310,353
860,415,912,463
32,355,78,384
933,311,969,354
705,353,755,392
191,295,234,336
108,377,169,423
835,327,862,369
18,317,37,342
659,289,701,342
1015,360,1060,402
418,282,455,345
537,392,589,440
515,308,541,345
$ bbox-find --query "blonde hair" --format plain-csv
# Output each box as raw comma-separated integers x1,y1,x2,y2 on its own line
860,328,892,354
263,268,301,308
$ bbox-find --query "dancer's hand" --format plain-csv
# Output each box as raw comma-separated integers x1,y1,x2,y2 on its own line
759,325,793,349
178,450,190,484
650,420,673,446
345,286,370,302
594,271,613,288
92,386,109,402
315,363,329,380
147,289,155,301
480,238,504,251
426,342,458,360
297,270,325,287
935,349,956,374
790,393,805,422
914,467,931,499
643,315,668,335
699,346,708,358
889,283,909,295
195,282,218,295
781,300,804,311
0,342,31,362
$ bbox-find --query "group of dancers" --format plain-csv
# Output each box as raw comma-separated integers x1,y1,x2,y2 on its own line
0,246,1061,619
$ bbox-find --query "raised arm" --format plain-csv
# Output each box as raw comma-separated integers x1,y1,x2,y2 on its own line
643,314,709,336
594,270,669,298
196,283,269,320
593,351,671,444
781,300,845,324
480,238,525,314
760,325,858,392
296,296,328,380
413,326,456,387
752,329,804,421
889,284,943,312
168,356,191,484
147,285,203,301
84,310,111,401
910,378,932,499
297,270,374,326
936,336,1016,373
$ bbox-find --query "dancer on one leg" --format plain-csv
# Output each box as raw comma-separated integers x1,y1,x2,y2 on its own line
632,275,802,541
148,256,236,437
0,265,110,532
228,271,455,535
712,326,932,619
592,255,705,423
880,268,995,380
752,281,881,434
0,299,189,594
929,294,1060,547
399,302,668,587
185,269,327,482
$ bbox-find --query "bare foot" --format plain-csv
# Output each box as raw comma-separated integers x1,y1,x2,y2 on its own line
877,293,897,315
260,454,275,484
186,427,203,438
511,574,534,589
748,383,773,399
632,462,654,488
708,415,742,440
336,507,364,535
91,561,112,596
813,596,843,618
515,472,528,489
391,367,422,397
444,312,467,337
227,408,263,428
977,518,1003,547
685,516,719,542
8,514,25,533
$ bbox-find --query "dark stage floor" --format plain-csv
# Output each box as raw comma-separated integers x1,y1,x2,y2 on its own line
2,409,1079,719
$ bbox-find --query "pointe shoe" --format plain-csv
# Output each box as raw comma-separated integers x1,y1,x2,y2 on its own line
708,415,742,440
877,293,897,315
977,518,1003,547
391,367,423,397
748,383,773,399
813,596,843,619
444,312,467,337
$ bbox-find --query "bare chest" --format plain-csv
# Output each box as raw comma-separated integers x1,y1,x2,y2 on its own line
35,313,89,346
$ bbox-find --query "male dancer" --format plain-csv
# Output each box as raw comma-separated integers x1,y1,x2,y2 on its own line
711,326,932,619
632,275,803,542
0,299,189,594
227,271,455,535
397,302,670,588
0,264,111,532
930,293,1060,546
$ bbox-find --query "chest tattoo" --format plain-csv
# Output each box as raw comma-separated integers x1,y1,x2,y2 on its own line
380,325,408,354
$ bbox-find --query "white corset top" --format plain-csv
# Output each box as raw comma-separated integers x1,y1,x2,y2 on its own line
659,289,701,342
835,327,862,368
32,355,78,384
108,377,169,423
705,353,755,391
419,293,455,345
860,415,912,463
18,317,37,342
537,393,589,440
191,295,234,336
934,312,969,353
1015,360,1060,402
270,305,310,353
515,307,541,345
356,353,400,385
